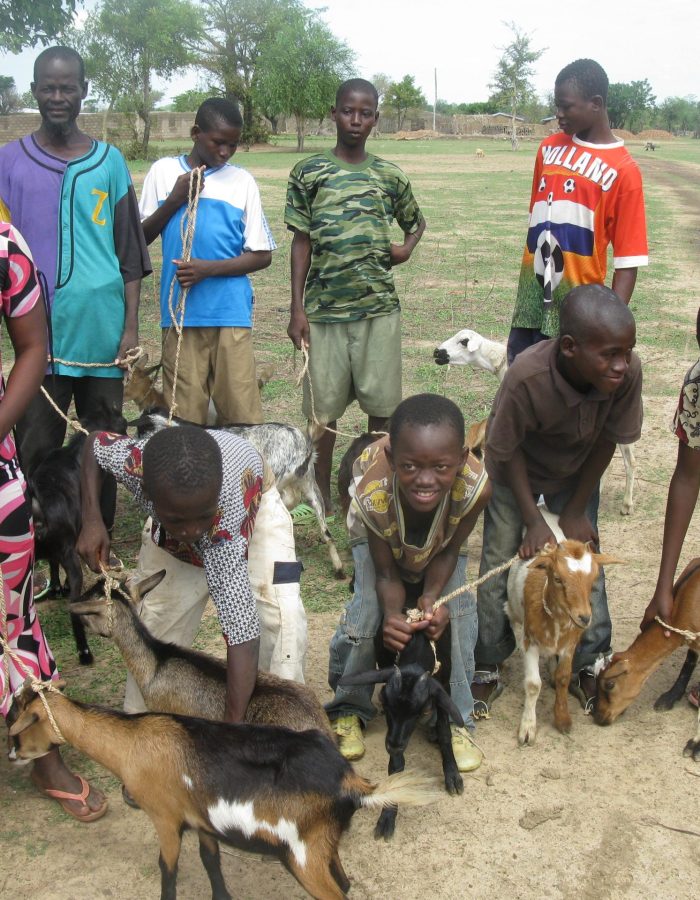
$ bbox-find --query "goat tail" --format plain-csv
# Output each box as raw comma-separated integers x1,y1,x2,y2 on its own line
343,770,442,811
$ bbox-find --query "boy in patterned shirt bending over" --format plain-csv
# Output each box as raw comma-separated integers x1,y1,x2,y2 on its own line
285,78,426,514
77,425,307,732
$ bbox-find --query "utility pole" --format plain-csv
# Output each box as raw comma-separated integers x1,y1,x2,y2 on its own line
433,68,437,131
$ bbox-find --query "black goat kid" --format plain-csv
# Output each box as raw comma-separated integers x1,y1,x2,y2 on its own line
340,626,463,840
28,402,127,664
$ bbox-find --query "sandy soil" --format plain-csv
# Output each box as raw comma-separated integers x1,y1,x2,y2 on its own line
3,154,700,900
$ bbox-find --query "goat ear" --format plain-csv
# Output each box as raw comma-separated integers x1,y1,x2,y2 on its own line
530,554,553,572
466,336,481,353
8,709,40,737
339,667,395,687
430,681,464,728
593,552,625,567
603,656,629,678
132,570,167,601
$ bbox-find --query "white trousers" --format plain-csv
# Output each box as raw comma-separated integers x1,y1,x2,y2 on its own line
123,485,307,713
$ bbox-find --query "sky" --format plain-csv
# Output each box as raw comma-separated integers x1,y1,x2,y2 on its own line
2,0,697,107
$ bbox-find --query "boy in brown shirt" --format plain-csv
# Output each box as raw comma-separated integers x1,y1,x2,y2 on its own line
474,285,642,715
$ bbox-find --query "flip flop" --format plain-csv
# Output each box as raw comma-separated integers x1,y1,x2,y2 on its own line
32,772,108,823
688,684,700,709
290,503,318,525
569,670,597,715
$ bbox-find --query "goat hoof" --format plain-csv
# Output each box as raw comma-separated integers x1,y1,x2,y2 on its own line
333,568,346,581
78,650,94,666
683,739,700,761
374,811,396,841
653,693,676,712
619,504,632,516
555,717,572,735
445,772,464,796
518,727,536,746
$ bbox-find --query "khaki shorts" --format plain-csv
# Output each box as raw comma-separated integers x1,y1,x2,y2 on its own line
302,311,402,422
162,326,263,425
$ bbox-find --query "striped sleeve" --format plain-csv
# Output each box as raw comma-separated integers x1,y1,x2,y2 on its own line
0,223,42,319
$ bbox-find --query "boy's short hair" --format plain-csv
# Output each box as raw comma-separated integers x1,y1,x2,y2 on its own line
33,46,86,85
390,393,465,448
559,284,635,342
142,425,223,499
555,59,609,104
195,98,243,132
335,78,379,108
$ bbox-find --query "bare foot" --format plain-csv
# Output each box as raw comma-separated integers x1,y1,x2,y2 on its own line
32,748,107,821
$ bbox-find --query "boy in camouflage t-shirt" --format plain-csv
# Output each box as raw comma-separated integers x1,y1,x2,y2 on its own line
285,78,425,513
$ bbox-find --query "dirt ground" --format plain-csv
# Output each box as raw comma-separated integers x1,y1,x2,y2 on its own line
3,151,700,899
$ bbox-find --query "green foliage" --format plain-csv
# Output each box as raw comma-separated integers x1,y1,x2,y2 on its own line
241,117,271,146
383,75,427,130
253,9,354,151
654,95,700,135
488,21,545,146
0,0,76,52
194,0,302,128
74,0,203,157
0,76,22,115
172,87,218,111
20,90,38,109
607,79,656,132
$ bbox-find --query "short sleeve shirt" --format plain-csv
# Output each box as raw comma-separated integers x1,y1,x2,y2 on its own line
347,435,488,582
673,359,700,449
92,429,264,645
511,133,648,337
284,151,424,323
486,340,643,494
139,156,276,328
0,223,42,462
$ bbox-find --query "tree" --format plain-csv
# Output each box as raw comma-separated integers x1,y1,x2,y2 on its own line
383,75,426,131
489,22,545,149
0,1,77,53
0,76,23,116
172,88,220,111
655,95,700,136
253,11,354,151
75,0,202,156
607,79,656,132
193,0,301,135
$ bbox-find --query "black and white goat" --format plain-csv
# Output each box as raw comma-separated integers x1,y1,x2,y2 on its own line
132,408,344,578
9,682,439,899
28,402,127,664
339,627,463,840
433,328,638,515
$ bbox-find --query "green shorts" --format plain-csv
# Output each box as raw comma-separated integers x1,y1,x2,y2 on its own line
302,311,402,422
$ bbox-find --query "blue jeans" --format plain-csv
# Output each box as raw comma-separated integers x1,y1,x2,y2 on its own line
327,542,478,729
475,482,611,674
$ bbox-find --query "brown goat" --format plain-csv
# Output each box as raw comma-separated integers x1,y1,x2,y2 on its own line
124,356,275,412
506,510,622,745
594,558,700,760
9,684,439,900
72,572,333,737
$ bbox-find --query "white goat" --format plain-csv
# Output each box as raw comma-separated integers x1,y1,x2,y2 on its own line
433,328,637,515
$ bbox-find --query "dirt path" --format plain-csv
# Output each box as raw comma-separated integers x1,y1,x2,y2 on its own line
3,153,700,899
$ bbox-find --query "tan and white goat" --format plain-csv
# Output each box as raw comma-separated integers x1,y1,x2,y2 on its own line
595,558,700,761
9,684,439,900
433,328,638,515
506,510,622,745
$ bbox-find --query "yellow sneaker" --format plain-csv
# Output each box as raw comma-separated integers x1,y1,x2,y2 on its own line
332,715,365,760
450,725,483,772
